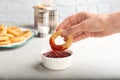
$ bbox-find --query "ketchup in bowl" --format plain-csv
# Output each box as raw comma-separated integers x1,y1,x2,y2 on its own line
43,50,71,58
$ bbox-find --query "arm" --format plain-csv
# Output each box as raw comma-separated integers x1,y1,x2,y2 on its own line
108,12,120,33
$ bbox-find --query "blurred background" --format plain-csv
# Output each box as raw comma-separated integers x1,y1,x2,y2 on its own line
0,0,120,24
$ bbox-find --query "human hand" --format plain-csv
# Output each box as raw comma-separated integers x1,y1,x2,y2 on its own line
56,12,119,42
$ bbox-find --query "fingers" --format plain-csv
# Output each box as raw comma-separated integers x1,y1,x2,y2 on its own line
61,20,88,36
56,12,87,31
63,32,85,42
62,19,105,37
62,21,84,36
73,33,87,42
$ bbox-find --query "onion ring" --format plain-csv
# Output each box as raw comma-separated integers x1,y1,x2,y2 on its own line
49,30,73,51
20,30,32,38
7,26,22,36
7,29,20,36
0,35,9,41
10,36,25,43
0,40,10,45
0,24,6,35
4,34,14,38
7,26,22,33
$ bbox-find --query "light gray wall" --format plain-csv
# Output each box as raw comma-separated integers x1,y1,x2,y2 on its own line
0,0,120,24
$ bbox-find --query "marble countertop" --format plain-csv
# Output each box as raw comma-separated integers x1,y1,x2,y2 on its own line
1,25,120,79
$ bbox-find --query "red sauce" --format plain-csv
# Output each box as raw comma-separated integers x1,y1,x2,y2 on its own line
43,50,71,58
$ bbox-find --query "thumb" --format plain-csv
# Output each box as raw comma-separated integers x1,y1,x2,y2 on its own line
62,19,105,36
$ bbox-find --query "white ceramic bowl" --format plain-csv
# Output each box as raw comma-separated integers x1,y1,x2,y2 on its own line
41,49,73,70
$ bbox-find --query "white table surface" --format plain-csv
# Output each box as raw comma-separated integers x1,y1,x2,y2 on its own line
1,26,120,79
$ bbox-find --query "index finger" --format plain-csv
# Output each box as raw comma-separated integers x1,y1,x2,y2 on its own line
56,12,87,31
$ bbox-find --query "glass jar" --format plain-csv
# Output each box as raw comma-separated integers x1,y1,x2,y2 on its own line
33,3,52,29
37,23,49,38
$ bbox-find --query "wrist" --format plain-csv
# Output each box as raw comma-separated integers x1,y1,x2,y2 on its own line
108,12,120,33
